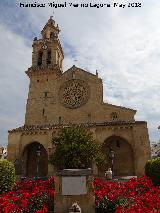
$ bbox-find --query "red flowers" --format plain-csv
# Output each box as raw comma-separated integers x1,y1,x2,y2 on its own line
0,177,55,213
94,176,160,212
1,175,160,212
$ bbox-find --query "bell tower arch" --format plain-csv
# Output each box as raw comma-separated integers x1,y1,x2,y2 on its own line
31,16,64,70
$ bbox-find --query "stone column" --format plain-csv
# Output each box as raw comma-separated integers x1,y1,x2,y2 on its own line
54,169,95,213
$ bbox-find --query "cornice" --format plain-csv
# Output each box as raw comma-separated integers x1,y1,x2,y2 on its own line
8,121,147,133
25,65,62,77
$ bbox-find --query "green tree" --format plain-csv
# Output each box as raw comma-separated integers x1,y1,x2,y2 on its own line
50,127,105,169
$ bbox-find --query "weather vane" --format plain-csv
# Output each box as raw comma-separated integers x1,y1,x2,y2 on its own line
50,10,54,19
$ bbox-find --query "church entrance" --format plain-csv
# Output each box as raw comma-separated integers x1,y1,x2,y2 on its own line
99,136,135,177
23,142,48,177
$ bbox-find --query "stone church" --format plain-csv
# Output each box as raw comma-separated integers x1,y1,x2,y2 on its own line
7,17,150,177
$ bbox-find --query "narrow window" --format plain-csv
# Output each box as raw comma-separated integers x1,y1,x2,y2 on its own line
44,92,48,98
38,51,43,66
42,108,45,115
87,114,91,123
50,32,57,39
47,50,51,64
72,71,76,79
50,32,54,39
59,116,62,124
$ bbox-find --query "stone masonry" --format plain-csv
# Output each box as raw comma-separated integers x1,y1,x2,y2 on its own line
7,17,151,177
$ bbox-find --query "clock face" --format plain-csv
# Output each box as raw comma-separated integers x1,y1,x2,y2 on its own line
42,44,48,50
59,79,90,109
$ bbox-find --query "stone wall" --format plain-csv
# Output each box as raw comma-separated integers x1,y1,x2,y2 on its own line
8,121,150,177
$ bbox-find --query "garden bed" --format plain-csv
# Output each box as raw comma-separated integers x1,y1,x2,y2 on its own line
0,177,55,213
1,176,160,212
94,176,160,212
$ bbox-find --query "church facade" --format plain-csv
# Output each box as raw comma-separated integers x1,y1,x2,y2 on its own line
7,17,150,177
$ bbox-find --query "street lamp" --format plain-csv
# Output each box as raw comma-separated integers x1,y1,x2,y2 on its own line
36,146,41,177
48,146,53,156
21,159,24,176
109,149,115,177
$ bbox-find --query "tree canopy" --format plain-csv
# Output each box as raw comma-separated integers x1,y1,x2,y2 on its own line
50,127,105,169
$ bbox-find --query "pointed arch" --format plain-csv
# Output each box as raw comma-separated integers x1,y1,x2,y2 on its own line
37,51,43,66
99,135,135,177
22,142,48,177
47,49,51,64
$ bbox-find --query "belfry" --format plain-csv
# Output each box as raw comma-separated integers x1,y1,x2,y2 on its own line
7,17,150,177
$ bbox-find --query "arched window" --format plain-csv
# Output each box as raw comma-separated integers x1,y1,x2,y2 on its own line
47,50,51,64
38,51,43,66
50,32,54,39
111,112,118,121
50,32,57,39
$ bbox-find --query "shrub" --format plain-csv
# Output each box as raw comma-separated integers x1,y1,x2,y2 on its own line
0,160,16,194
145,159,152,177
149,157,160,185
51,127,105,169
0,177,55,212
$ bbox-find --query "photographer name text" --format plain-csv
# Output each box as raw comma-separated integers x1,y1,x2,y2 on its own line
19,2,142,9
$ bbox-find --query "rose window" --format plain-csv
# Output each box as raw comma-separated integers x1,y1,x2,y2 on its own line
59,80,89,108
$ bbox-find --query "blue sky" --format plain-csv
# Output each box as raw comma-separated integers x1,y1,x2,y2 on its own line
0,0,160,146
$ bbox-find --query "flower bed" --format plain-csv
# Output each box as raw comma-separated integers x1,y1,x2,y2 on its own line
94,176,160,212
0,177,55,213
1,175,160,212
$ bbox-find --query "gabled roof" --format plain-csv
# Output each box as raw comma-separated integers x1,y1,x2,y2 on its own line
63,65,97,77
62,66,135,112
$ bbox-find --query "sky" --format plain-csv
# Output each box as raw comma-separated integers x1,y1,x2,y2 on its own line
0,0,160,146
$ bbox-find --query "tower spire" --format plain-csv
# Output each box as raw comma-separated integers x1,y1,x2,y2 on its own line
26,17,64,76
41,16,60,39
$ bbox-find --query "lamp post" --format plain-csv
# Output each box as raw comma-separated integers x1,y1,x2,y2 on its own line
36,146,41,177
21,159,24,176
109,149,115,177
48,146,53,156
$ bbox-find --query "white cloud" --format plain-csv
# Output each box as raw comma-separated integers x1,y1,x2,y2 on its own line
0,23,31,145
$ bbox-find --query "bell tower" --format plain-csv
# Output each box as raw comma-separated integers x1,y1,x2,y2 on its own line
25,17,64,125
31,16,64,70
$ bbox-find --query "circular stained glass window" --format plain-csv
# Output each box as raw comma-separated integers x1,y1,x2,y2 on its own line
59,79,90,109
